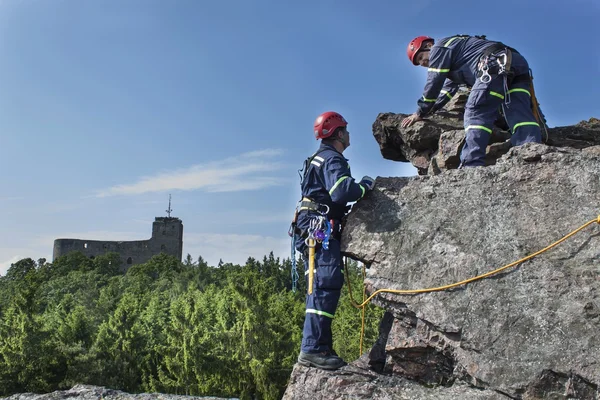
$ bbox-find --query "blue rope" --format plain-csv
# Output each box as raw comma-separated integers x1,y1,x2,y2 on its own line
291,234,299,292
322,219,331,250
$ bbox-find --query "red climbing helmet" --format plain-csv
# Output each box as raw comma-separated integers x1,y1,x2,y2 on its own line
407,36,434,65
313,111,348,140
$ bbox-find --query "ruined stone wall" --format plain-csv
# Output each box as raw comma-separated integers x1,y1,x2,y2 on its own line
52,217,183,270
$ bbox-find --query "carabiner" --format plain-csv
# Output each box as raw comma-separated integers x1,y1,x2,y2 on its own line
496,53,507,75
305,236,316,248
478,56,492,84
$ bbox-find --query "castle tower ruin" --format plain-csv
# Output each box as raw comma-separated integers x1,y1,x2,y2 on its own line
52,216,184,270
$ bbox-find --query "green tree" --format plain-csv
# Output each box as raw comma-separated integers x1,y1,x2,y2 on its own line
0,249,385,399
157,286,224,395
136,292,170,392
90,292,146,391
39,294,96,388
0,303,54,394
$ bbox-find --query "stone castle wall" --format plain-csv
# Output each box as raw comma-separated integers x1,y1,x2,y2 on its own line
52,217,183,270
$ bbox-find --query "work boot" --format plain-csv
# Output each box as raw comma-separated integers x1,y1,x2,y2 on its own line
297,351,346,370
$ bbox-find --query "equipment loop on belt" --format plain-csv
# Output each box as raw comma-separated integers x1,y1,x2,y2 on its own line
299,197,330,215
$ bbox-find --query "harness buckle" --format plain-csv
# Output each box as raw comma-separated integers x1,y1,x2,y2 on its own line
299,197,330,215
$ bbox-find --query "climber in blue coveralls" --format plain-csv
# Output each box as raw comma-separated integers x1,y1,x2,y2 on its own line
401,35,542,167
294,111,375,370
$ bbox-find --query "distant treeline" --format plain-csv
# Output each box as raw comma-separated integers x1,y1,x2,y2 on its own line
0,251,383,399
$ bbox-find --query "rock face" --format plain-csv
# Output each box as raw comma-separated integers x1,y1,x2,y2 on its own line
284,115,600,398
283,358,507,399
0,385,227,400
372,92,600,175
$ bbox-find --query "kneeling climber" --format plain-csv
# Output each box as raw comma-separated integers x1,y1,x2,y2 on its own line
401,34,543,167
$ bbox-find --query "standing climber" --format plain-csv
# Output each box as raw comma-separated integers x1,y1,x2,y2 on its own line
401,35,542,167
293,111,375,370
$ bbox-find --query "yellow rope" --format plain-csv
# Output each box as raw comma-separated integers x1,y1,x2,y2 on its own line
345,215,600,354
359,265,367,355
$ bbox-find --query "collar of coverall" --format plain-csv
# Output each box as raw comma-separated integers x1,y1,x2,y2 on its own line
319,142,349,161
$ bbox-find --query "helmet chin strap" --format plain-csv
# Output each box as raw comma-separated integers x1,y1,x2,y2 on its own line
335,135,348,149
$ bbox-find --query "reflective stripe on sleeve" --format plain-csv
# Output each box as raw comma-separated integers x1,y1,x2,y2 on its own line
427,68,450,73
444,36,465,47
359,184,366,199
508,88,531,96
306,308,335,319
329,176,350,196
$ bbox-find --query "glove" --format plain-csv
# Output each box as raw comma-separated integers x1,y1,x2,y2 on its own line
359,176,375,191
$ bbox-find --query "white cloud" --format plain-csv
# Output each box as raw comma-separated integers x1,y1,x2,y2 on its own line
0,255,24,276
183,232,291,266
237,149,284,158
95,149,287,197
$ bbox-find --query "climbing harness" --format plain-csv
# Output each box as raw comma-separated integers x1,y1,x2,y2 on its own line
288,196,332,293
345,215,600,354
289,148,329,292
477,46,514,105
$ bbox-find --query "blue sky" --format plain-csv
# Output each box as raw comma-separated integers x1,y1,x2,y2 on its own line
1,0,599,274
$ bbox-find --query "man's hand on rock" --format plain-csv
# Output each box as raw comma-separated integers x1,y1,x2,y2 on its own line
401,113,423,128
359,176,375,191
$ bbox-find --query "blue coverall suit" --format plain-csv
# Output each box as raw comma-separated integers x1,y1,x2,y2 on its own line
415,35,542,166
295,142,367,354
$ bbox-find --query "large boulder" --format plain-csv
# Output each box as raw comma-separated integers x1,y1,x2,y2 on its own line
283,359,507,399
373,92,600,175
284,142,600,399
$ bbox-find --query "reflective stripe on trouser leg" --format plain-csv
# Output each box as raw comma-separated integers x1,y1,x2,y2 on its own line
503,75,542,146
301,238,343,353
461,76,504,167
461,125,494,167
